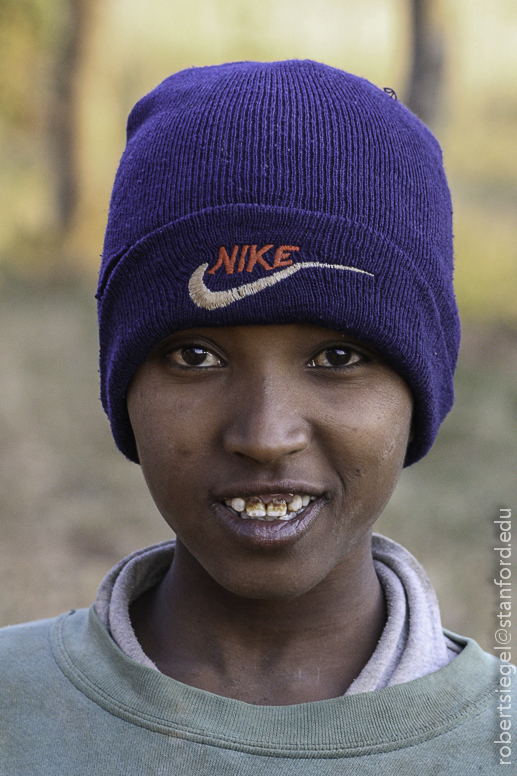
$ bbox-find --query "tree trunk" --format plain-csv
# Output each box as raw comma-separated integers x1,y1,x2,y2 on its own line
406,0,445,127
48,0,95,234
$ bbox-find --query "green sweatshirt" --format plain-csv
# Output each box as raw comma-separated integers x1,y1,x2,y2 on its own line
0,606,510,774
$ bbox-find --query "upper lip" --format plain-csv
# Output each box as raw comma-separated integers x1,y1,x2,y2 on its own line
212,481,324,503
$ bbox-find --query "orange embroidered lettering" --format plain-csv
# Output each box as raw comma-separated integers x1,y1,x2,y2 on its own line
208,246,239,275
237,245,249,273
246,244,274,272
273,245,299,268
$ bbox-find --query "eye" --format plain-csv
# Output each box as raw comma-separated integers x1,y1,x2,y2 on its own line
168,346,222,368
309,346,363,368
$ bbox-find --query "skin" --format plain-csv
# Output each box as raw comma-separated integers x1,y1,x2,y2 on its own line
128,324,413,705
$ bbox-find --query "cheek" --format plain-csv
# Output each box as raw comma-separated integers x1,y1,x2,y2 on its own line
127,380,209,510
322,382,412,488
371,392,413,468
320,389,412,550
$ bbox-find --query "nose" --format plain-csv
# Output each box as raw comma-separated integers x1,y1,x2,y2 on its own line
222,377,310,465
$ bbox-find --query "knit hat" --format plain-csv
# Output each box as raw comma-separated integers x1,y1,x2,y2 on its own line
98,59,460,466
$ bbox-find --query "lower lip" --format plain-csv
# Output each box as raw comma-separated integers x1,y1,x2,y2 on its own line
211,499,324,549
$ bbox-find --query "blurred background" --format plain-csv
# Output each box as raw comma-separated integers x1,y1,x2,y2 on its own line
0,0,516,652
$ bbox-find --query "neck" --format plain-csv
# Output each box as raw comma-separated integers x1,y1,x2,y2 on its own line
130,535,386,705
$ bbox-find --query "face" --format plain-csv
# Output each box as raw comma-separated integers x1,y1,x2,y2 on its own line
127,324,413,600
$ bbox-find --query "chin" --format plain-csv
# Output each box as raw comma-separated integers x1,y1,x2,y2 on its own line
208,563,328,602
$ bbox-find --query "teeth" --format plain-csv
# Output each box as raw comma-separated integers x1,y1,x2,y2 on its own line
245,497,266,517
230,497,246,512
266,499,287,517
288,495,303,512
225,493,318,521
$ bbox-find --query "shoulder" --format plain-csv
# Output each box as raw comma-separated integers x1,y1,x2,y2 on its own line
443,627,511,673
0,609,88,691
0,610,103,772
0,610,82,652
0,613,62,646
0,614,59,662
441,629,515,720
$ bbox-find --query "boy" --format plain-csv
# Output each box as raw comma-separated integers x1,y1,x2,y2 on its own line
1,60,511,773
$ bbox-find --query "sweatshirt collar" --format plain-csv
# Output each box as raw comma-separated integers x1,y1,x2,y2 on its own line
94,534,455,692
51,604,496,756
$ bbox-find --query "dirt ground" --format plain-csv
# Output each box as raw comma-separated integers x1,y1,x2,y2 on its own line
1,276,516,653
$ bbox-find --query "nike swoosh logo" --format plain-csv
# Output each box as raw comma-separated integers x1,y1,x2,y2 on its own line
189,262,374,310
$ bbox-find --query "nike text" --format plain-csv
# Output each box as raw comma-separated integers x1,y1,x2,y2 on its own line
208,245,300,275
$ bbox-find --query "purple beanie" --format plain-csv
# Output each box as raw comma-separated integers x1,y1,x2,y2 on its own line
98,59,460,466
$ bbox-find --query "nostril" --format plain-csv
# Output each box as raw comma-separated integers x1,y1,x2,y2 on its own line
223,427,310,465
222,388,311,465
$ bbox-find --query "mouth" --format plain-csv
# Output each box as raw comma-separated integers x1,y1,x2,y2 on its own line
211,486,326,549
223,493,317,521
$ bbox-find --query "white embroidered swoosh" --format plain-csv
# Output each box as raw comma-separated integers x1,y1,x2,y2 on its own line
189,262,374,310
